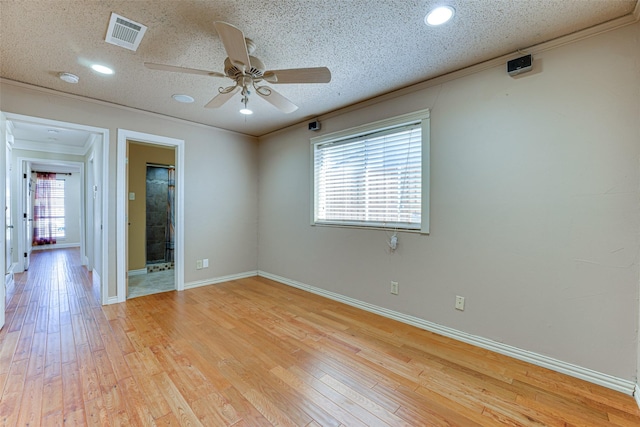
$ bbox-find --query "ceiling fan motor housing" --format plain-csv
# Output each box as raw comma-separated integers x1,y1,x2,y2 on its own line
224,56,265,80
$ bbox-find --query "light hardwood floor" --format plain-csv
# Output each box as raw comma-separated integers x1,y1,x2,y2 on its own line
1,248,639,426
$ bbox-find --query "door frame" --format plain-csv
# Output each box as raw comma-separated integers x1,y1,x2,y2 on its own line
1,112,9,330
3,112,110,305
17,157,85,268
5,128,14,283
116,129,185,302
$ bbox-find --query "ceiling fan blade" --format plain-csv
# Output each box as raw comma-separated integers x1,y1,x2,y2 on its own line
256,87,298,113
263,67,331,84
144,62,225,78
214,21,251,72
205,86,241,108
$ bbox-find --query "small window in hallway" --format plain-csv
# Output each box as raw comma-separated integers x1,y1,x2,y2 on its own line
33,173,66,244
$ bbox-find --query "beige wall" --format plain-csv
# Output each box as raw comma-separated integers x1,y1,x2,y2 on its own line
127,143,175,271
1,17,638,390
1,82,259,298
257,22,640,381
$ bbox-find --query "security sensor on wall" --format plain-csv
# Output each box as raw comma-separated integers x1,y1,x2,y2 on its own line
507,54,533,76
308,120,321,131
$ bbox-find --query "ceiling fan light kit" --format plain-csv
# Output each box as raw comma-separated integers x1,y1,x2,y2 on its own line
144,21,331,114
239,86,253,115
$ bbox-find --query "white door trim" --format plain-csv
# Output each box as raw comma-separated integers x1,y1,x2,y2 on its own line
3,113,109,305
17,157,85,270
116,129,185,302
1,112,8,330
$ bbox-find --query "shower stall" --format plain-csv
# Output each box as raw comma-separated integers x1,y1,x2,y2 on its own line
145,164,175,272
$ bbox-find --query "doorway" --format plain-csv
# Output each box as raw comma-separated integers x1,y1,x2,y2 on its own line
116,129,184,302
18,159,85,272
2,113,109,305
126,142,177,298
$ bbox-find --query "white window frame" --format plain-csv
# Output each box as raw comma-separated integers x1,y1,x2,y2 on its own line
34,176,66,240
310,109,430,234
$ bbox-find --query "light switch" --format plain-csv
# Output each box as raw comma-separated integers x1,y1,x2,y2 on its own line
128,192,135,200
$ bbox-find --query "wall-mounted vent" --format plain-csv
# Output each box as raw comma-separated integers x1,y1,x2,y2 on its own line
105,13,147,51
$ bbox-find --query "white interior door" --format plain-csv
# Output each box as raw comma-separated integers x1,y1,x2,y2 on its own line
23,161,32,271
5,145,11,279
92,149,102,276
1,113,8,330
86,154,95,270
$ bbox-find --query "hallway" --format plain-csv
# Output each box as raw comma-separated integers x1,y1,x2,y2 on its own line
0,248,102,424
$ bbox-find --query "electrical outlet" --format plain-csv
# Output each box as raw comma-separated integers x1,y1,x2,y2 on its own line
390,281,399,295
203,259,209,268
455,295,465,311
196,259,203,270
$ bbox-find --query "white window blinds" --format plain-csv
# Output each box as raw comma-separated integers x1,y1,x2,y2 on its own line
314,121,423,230
34,178,66,239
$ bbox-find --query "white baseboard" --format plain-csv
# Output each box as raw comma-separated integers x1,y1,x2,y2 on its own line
5,263,15,288
106,296,119,305
4,272,13,288
184,270,258,290
32,242,80,251
635,384,640,409
128,268,147,276
92,268,101,283
258,270,636,396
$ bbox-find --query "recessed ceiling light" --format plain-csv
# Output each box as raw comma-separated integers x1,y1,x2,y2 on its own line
58,72,79,83
171,94,195,103
91,64,114,75
425,6,455,26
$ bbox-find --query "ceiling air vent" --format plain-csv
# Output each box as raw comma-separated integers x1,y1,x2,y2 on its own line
105,13,147,51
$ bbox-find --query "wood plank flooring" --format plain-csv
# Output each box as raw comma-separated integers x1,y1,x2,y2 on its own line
1,248,639,426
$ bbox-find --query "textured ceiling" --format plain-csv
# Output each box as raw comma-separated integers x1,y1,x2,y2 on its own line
0,0,638,137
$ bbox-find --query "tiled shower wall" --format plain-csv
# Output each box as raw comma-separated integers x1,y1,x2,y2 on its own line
146,166,168,264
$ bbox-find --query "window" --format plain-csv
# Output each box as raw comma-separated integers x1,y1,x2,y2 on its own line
33,177,66,242
312,109,429,232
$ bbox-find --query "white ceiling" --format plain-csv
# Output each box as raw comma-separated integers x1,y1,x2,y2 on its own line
1,0,638,139
9,119,95,156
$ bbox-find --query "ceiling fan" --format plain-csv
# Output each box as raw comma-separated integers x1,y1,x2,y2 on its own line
144,21,331,114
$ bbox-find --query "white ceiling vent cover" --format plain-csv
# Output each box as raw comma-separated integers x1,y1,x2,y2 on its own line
105,13,147,51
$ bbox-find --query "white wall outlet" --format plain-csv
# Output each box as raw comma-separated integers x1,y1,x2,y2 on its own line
455,295,465,311
390,281,399,295
196,259,203,270
203,259,209,268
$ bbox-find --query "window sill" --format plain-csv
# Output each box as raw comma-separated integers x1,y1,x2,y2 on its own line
312,222,428,235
